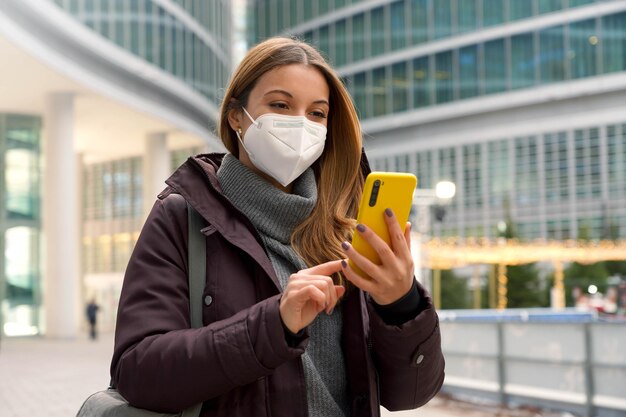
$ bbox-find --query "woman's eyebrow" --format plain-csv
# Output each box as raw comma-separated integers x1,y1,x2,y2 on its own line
263,89,293,98
263,89,329,106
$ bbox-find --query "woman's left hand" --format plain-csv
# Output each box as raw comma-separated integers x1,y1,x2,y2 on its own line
341,208,414,305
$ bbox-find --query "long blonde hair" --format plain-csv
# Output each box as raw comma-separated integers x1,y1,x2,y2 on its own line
218,37,364,285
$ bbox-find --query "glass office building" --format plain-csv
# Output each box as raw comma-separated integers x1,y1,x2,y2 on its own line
248,0,626,241
0,0,230,336
52,0,232,106
0,114,42,336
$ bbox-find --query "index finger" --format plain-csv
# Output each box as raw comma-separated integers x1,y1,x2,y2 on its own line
300,260,344,276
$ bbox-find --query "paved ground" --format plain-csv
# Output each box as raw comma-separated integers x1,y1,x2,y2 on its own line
0,332,555,417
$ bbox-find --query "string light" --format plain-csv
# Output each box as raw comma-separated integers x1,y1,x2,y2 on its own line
420,238,626,309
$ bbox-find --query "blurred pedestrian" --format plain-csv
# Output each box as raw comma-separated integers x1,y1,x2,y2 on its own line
86,298,100,340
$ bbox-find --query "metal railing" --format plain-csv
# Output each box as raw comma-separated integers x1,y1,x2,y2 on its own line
439,310,626,417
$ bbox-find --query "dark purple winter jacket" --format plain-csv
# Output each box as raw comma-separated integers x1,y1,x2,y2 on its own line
110,153,445,417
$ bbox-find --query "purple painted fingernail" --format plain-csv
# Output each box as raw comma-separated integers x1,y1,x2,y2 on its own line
341,260,347,268
385,208,393,217
356,224,366,233
341,241,350,250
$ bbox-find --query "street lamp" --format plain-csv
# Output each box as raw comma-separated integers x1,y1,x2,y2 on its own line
411,181,456,304
435,180,456,201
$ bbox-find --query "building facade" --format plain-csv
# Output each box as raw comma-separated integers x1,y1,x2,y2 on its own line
0,0,231,337
248,0,626,241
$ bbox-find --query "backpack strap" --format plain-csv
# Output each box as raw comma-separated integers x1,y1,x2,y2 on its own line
108,200,207,417
181,202,206,417
186,202,206,329
182,202,206,417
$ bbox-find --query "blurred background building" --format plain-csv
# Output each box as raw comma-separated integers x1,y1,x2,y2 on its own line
0,0,625,337
0,0,231,337
248,0,626,243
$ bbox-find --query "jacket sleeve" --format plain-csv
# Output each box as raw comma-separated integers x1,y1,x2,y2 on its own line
368,281,445,411
110,195,307,413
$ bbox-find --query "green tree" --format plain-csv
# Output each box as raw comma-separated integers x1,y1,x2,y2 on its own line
507,263,550,308
495,202,547,308
440,269,470,309
605,260,626,278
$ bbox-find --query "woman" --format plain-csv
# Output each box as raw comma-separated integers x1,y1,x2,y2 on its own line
110,37,444,417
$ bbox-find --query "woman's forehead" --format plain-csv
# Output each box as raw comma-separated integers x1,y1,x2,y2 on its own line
251,64,329,102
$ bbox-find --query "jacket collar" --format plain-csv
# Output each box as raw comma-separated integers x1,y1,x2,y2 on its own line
166,153,283,291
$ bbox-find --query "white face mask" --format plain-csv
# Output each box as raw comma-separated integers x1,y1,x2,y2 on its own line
236,107,327,187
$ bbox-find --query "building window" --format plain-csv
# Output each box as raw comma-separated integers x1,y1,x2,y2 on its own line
544,132,569,203
435,51,454,103
370,7,386,56
607,124,626,197
458,0,478,33
539,26,566,83
484,39,507,94
390,1,406,51
417,151,433,189
371,67,388,117
515,136,540,207
1,114,42,337
488,139,510,208
602,12,626,74
392,62,408,112
3,227,41,336
482,0,505,27
509,1,533,21
334,20,348,67
511,33,536,89
412,56,431,108
352,73,367,118
351,13,366,62
83,157,142,221
463,144,482,209
539,0,564,14
433,0,452,39
410,0,429,45
459,45,479,99
318,26,330,60
569,19,598,79
3,116,41,221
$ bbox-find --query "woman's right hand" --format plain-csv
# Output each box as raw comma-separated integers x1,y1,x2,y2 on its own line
279,260,346,334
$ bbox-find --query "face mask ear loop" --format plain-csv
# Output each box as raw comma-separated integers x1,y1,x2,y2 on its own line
236,129,253,156
241,107,258,126
235,107,257,154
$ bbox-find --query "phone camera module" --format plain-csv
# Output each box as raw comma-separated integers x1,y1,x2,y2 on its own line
369,180,381,207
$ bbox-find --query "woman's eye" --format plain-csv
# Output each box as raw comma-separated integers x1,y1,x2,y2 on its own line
270,102,288,109
310,111,327,119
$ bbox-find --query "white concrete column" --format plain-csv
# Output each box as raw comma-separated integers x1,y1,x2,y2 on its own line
143,132,170,218
43,93,80,338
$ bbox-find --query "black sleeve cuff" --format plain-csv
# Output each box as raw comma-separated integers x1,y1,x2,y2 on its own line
372,279,422,326
282,320,306,347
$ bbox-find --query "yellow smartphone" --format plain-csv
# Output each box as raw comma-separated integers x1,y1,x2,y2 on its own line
349,172,417,276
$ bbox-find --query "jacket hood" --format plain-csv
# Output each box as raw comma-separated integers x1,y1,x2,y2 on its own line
163,152,239,232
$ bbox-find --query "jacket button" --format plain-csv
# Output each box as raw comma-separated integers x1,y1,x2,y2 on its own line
415,354,424,365
204,295,213,306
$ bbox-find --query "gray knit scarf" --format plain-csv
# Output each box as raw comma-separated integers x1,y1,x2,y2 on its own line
217,154,349,417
